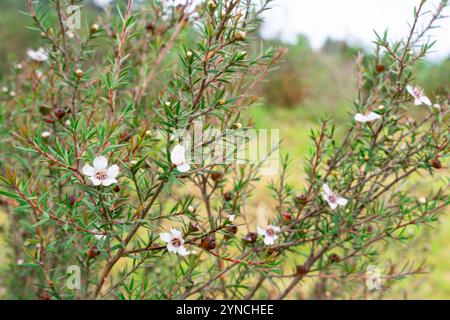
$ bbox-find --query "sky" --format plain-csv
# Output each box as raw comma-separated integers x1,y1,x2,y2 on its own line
260,0,450,61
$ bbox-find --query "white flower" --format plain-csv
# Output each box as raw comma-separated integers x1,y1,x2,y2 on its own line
35,70,44,80
17,259,24,266
321,184,348,210
406,85,432,106
82,156,119,186
41,131,52,138
354,111,381,123
227,214,235,222
257,225,281,246
171,144,190,173
433,104,441,110
91,0,112,9
159,228,190,256
366,265,382,291
27,47,49,62
15,63,23,70
94,233,106,241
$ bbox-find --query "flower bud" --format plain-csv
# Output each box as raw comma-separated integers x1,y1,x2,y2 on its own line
188,222,201,233
281,212,292,221
90,24,100,34
329,253,341,263
296,265,307,276
234,31,246,42
226,224,238,234
68,195,77,206
207,0,217,10
75,69,84,78
201,234,216,250
376,64,385,73
223,191,233,201
211,172,223,182
41,131,52,139
120,131,132,142
113,185,121,193
145,23,155,32
233,122,242,129
187,205,196,213
294,194,308,206
218,98,226,106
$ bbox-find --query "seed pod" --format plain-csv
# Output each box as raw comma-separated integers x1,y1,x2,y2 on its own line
54,107,66,119
200,234,216,250
376,64,385,73
223,191,233,201
113,185,121,193
211,172,223,182
296,265,307,276
120,131,132,142
281,212,292,221
39,291,52,300
242,232,257,244
188,222,200,233
225,224,238,235
87,245,100,259
68,195,77,206
431,157,442,169
145,23,155,32
294,194,308,206
329,253,341,263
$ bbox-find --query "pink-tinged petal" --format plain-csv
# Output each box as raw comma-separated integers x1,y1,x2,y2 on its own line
171,144,186,166
171,228,182,237
166,243,178,253
271,226,281,233
177,246,190,256
177,163,190,173
82,164,95,176
354,113,368,123
160,232,172,243
89,177,102,186
328,201,338,210
93,156,108,170
322,184,332,196
102,178,117,186
433,104,441,109
366,112,381,122
420,96,432,106
256,227,266,236
337,197,348,207
406,85,415,97
107,164,120,178
413,98,422,106
263,236,275,246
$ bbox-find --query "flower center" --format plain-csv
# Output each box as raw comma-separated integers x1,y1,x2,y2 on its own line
171,238,182,248
328,194,337,204
95,170,108,181
266,228,275,237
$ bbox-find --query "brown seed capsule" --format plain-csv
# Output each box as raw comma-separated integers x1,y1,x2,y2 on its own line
113,185,121,193
281,212,292,221
376,64,385,73
431,157,442,169
211,172,223,182
294,194,308,206
39,105,52,115
200,234,216,250
87,245,100,258
243,232,257,244
296,265,307,276
329,253,341,263
226,224,238,234
68,195,77,206
223,191,233,201
145,23,155,32
54,107,66,119
119,131,132,142
39,291,52,300
188,222,200,233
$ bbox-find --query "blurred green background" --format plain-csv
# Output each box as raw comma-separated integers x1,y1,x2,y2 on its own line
0,0,449,299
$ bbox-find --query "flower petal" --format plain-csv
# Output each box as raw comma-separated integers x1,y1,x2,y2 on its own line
160,232,172,243
102,178,117,186
82,164,95,176
178,246,190,256
322,184,332,196
107,164,120,178
263,236,275,246
365,112,381,122
419,96,432,106
256,227,266,236
89,177,102,186
406,85,415,97
166,243,178,253
337,197,348,206
93,156,108,170
171,228,182,237
171,144,186,166
177,163,190,173
354,113,368,123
